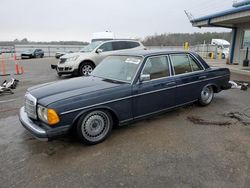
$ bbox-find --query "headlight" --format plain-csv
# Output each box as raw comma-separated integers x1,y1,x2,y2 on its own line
37,105,60,125
66,55,79,62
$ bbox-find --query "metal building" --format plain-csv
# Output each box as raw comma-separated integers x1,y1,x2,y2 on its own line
190,1,250,65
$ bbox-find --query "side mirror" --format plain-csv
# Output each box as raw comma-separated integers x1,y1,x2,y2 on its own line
96,49,103,53
139,74,150,82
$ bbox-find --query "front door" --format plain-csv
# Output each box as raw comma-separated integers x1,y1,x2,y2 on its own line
132,55,176,118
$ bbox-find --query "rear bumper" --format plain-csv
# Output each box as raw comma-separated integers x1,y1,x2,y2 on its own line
19,107,70,141
221,82,232,90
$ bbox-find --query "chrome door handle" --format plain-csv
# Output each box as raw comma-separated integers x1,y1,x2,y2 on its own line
165,82,176,86
199,76,207,80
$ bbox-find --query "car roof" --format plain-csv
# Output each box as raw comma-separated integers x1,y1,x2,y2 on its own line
101,39,141,43
112,49,194,57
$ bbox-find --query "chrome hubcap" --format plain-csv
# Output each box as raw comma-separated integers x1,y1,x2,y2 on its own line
201,86,213,103
82,65,93,76
81,111,110,142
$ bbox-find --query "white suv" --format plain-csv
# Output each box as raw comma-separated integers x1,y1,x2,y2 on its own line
55,40,145,76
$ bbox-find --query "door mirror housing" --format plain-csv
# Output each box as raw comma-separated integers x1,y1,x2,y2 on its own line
139,74,150,82
96,49,103,53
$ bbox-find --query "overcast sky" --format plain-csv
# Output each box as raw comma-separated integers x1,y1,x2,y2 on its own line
0,0,234,42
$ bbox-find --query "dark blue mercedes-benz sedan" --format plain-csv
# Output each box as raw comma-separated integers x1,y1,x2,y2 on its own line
19,50,231,145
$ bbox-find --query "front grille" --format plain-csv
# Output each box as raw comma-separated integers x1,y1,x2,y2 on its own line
59,58,66,64
24,93,37,119
58,67,64,71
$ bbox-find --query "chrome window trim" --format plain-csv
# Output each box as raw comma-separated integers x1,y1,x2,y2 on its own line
60,74,229,115
131,55,146,85
169,53,206,76
188,53,206,70
139,55,172,83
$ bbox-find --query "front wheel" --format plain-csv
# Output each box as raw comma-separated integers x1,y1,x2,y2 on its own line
198,85,214,106
79,62,94,76
76,110,113,145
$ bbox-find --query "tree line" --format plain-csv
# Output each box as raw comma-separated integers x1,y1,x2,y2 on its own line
142,32,231,46
0,38,89,46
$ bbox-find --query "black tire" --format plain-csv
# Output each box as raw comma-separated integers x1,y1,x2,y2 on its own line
198,85,214,106
57,73,62,77
222,53,225,59
76,110,113,145
79,62,94,76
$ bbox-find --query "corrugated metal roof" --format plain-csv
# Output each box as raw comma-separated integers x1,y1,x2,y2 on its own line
191,4,250,23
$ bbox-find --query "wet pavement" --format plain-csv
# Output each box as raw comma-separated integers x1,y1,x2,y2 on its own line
0,58,250,188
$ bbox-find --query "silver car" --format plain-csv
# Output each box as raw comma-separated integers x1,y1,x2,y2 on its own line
54,40,145,76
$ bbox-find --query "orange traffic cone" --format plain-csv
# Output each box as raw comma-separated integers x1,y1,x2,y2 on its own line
20,66,24,74
0,53,10,76
15,62,20,75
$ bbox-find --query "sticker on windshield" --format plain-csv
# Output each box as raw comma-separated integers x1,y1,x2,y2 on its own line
126,76,132,81
125,58,141,64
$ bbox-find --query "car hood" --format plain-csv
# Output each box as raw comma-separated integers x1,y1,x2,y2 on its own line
60,51,90,59
28,76,124,106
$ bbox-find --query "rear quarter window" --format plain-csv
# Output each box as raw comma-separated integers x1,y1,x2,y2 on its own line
126,41,140,49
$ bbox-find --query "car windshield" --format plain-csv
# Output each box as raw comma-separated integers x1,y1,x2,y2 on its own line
223,45,230,48
80,41,103,52
92,56,142,83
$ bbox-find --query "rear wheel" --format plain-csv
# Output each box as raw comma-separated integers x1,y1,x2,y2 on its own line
198,85,214,106
76,110,113,145
79,62,94,76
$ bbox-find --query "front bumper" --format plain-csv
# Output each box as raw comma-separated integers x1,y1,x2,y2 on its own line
21,54,32,59
19,107,70,141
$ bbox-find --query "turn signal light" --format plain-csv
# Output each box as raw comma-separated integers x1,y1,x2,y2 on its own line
47,109,60,125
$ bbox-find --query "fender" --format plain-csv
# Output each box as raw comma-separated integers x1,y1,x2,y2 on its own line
70,105,120,128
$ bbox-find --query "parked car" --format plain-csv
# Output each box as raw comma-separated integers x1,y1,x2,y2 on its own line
0,48,15,54
21,49,44,59
19,50,231,145
52,39,145,77
55,51,73,59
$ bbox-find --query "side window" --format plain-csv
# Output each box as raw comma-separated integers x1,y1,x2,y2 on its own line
98,42,113,52
142,56,170,80
126,42,140,49
112,41,126,51
189,56,202,72
171,54,192,75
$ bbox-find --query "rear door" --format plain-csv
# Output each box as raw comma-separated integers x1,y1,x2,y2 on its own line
169,53,206,105
132,55,176,118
